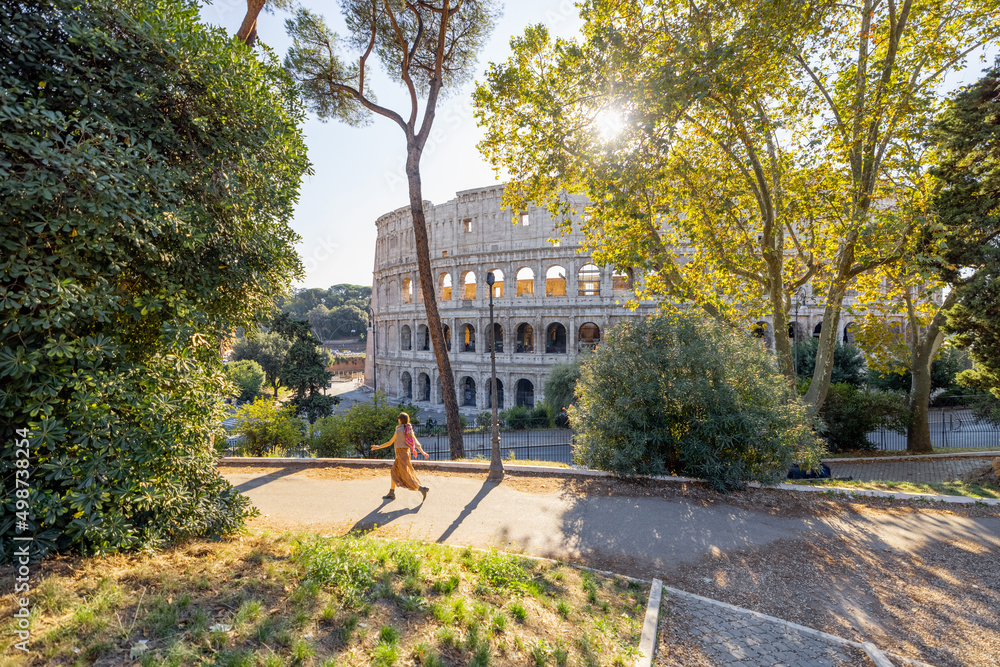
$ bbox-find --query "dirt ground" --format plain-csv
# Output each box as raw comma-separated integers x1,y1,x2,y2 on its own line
221,463,1000,667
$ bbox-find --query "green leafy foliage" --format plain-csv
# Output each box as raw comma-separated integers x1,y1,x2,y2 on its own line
817,385,910,452
225,360,266,403
308,391,411,458
569,314,824,492
0,0,309,556
793,338,867,387
230,400,304,457
231,331,292,398
933,63,1000,401
867,347,967,394
271,313,334,423
544,360,581,412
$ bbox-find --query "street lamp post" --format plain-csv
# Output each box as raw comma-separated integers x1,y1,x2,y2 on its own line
486,272,503,476
370,306,377,395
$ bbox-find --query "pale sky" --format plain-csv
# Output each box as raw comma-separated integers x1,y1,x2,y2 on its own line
199,2,996,293
199,0,585,291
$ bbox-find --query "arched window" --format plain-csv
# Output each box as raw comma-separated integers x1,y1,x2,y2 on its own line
460,376,477,407
545,265,567,296
516,267,535,297
418,373,431,401
578,264,600,296
843,322,855,345
442,324,451,351
402,277,413,304
752,322,773,348
488,323,503,353
813,322,823,338
387,324,396,351
417,324,430,351
438,272,452,301
461,270,477,300
546,322,567,354
612,268,633,294
461,324,476,352
400,325,412,351
579,322,601,351
401,372,412,399
488,269,505,298
516,323,534,353
487,378,504,410
515,379,534,408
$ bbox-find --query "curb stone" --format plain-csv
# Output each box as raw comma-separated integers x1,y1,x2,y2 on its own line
636,578,662,667
219,457,997,505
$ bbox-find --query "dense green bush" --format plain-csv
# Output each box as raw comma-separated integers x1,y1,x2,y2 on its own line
569,314,824,492
231,331,292,398
817,384,910,452
794,338,867,386
309,392,409,458
500,405,551,430
231,400,304,456
0,0,308,556
544,360,582,412
225,360,266,403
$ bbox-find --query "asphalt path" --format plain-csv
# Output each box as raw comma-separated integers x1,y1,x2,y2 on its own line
221,468,1000,578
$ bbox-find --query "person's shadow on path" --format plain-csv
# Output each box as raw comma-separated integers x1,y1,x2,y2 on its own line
436,479,500,543
348,497,421,534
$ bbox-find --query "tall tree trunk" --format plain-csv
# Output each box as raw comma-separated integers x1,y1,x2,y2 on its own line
405,148,465,459
907,294,957,453
237,0,266,47
803,282,847,410
765,261,794,384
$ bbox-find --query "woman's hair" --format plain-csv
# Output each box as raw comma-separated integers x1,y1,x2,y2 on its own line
397,412,410,425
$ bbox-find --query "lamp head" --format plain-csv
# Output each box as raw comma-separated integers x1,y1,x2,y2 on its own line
486,272,495,286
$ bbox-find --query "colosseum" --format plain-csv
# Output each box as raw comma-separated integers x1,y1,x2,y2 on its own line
365,184,859,413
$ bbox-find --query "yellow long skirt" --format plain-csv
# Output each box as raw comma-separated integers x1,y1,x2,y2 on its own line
390,445,421,490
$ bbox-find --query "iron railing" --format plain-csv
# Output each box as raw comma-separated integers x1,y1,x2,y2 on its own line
868,408,1000,451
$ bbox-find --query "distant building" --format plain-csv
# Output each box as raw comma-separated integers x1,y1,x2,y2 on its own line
366,184,870,411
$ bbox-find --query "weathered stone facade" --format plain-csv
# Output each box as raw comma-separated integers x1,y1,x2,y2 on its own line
365,184,866,412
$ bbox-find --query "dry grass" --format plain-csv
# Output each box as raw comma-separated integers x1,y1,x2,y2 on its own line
0,531,648,667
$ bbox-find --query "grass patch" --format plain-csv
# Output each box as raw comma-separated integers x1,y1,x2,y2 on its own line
786,478,1000,499
0,531,645,666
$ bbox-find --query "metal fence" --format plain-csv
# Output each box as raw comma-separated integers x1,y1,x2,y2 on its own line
868,408,1000,451
413,427,575,464
221,428,576,463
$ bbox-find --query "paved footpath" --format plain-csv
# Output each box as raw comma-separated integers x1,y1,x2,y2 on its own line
664,591,865,667
223,466,998,666
827,454,996,484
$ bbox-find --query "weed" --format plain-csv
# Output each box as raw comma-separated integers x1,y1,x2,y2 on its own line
254,616,283,644
451,597,469,625
143,597,179,638
234,599,263,626
413,642,446,667
260,653,285,667
431,574,460,595
469,639,492,667
430,600,454,625
472,601,490,621
401,574,423,595
291,638,316,663
508,601,528,623
372,642,399,667
219,649,255,667
477,551,529,591
530,639,549,666
553,644,569,667
556,600,571,618
320,600,338,623
435,626,459,648
401,595,427,613
490,610,507,634
380,624,400,645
